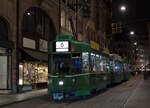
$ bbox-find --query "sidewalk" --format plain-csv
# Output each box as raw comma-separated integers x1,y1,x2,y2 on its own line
0,89,47,107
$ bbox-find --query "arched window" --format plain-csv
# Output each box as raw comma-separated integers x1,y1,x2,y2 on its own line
0,17,8,41
22,7,56,41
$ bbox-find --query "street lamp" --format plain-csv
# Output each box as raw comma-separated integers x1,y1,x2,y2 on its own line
130,31,134,35
27,12,31,16
120,5,126,12
134,42,137,46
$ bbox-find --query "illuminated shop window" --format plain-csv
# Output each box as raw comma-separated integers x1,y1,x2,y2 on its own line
19,63,48,86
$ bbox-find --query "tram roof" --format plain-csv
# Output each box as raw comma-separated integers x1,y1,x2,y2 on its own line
49,35,109,56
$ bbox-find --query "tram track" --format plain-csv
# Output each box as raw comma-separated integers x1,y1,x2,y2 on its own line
35,76,142,108
120,76,143,108
2,76,143,108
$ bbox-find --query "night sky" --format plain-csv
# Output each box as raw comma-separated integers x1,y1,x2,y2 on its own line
112,0,150,37
112,0,150,20
135,1,150,19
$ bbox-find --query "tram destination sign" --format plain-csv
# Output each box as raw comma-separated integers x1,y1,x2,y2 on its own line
56,41,69,52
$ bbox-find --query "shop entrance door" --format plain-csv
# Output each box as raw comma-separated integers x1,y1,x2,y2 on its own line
0,56,7,89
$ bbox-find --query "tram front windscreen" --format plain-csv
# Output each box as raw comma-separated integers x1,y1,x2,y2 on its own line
52,54,83,75
52,54,71,75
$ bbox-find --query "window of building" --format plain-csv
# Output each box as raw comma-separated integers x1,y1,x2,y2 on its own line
22,7,56,41
0,17,8,41
0,56,7,89
0,17,12,90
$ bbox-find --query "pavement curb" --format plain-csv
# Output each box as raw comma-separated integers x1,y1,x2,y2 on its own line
0,94,47,108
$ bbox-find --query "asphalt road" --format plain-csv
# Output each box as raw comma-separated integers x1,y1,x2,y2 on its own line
2,75,149,108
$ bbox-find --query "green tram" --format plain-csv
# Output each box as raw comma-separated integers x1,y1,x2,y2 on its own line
109,54,130,84
122,60,131,81
109,54,124,84
48,35,130,100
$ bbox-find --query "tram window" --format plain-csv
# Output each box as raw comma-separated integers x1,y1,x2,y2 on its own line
113,61,116,72
120,63,124,72
52,54,71,75
99,56,104,72
96,55,100,72
124,63,128,72
90,53,96,72
71,57,82,74
115,61,121,72
103,57,107,72
82,52,89,73
103,57,110,73
109,60,114,71
71,53,81,74
105,58,110,72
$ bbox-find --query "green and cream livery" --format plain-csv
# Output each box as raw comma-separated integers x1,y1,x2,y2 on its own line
48,35,130,100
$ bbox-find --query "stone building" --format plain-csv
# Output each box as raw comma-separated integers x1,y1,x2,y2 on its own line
110,21,137,64
0,0,59,93
0,0,111,93
60,0,112,46
84,0,112,48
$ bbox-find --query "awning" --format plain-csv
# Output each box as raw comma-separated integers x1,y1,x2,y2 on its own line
20,48,48,62
0,41,14,49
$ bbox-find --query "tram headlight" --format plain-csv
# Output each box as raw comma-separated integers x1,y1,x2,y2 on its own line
58,81,64,86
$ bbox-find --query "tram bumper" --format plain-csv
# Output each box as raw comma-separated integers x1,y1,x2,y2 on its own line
48,76,77,100
52,91,76,100
53,92,64,100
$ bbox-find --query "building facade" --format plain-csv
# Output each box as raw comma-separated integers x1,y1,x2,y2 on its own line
110,21,138,64
0,0,111,93
0,0,59,93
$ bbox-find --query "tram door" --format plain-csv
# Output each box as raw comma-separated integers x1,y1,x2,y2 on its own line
0,56,7,89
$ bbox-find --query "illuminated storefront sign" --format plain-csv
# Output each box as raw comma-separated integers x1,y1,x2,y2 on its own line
56,41,69,52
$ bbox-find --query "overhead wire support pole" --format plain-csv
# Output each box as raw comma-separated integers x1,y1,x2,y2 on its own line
65,0,82,40
16,0,19,93
66,0,78,40
75,0,78,40
59,0,61,35
69,17,77,40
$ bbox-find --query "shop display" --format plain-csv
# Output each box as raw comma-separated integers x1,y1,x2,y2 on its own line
19,62,48,89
